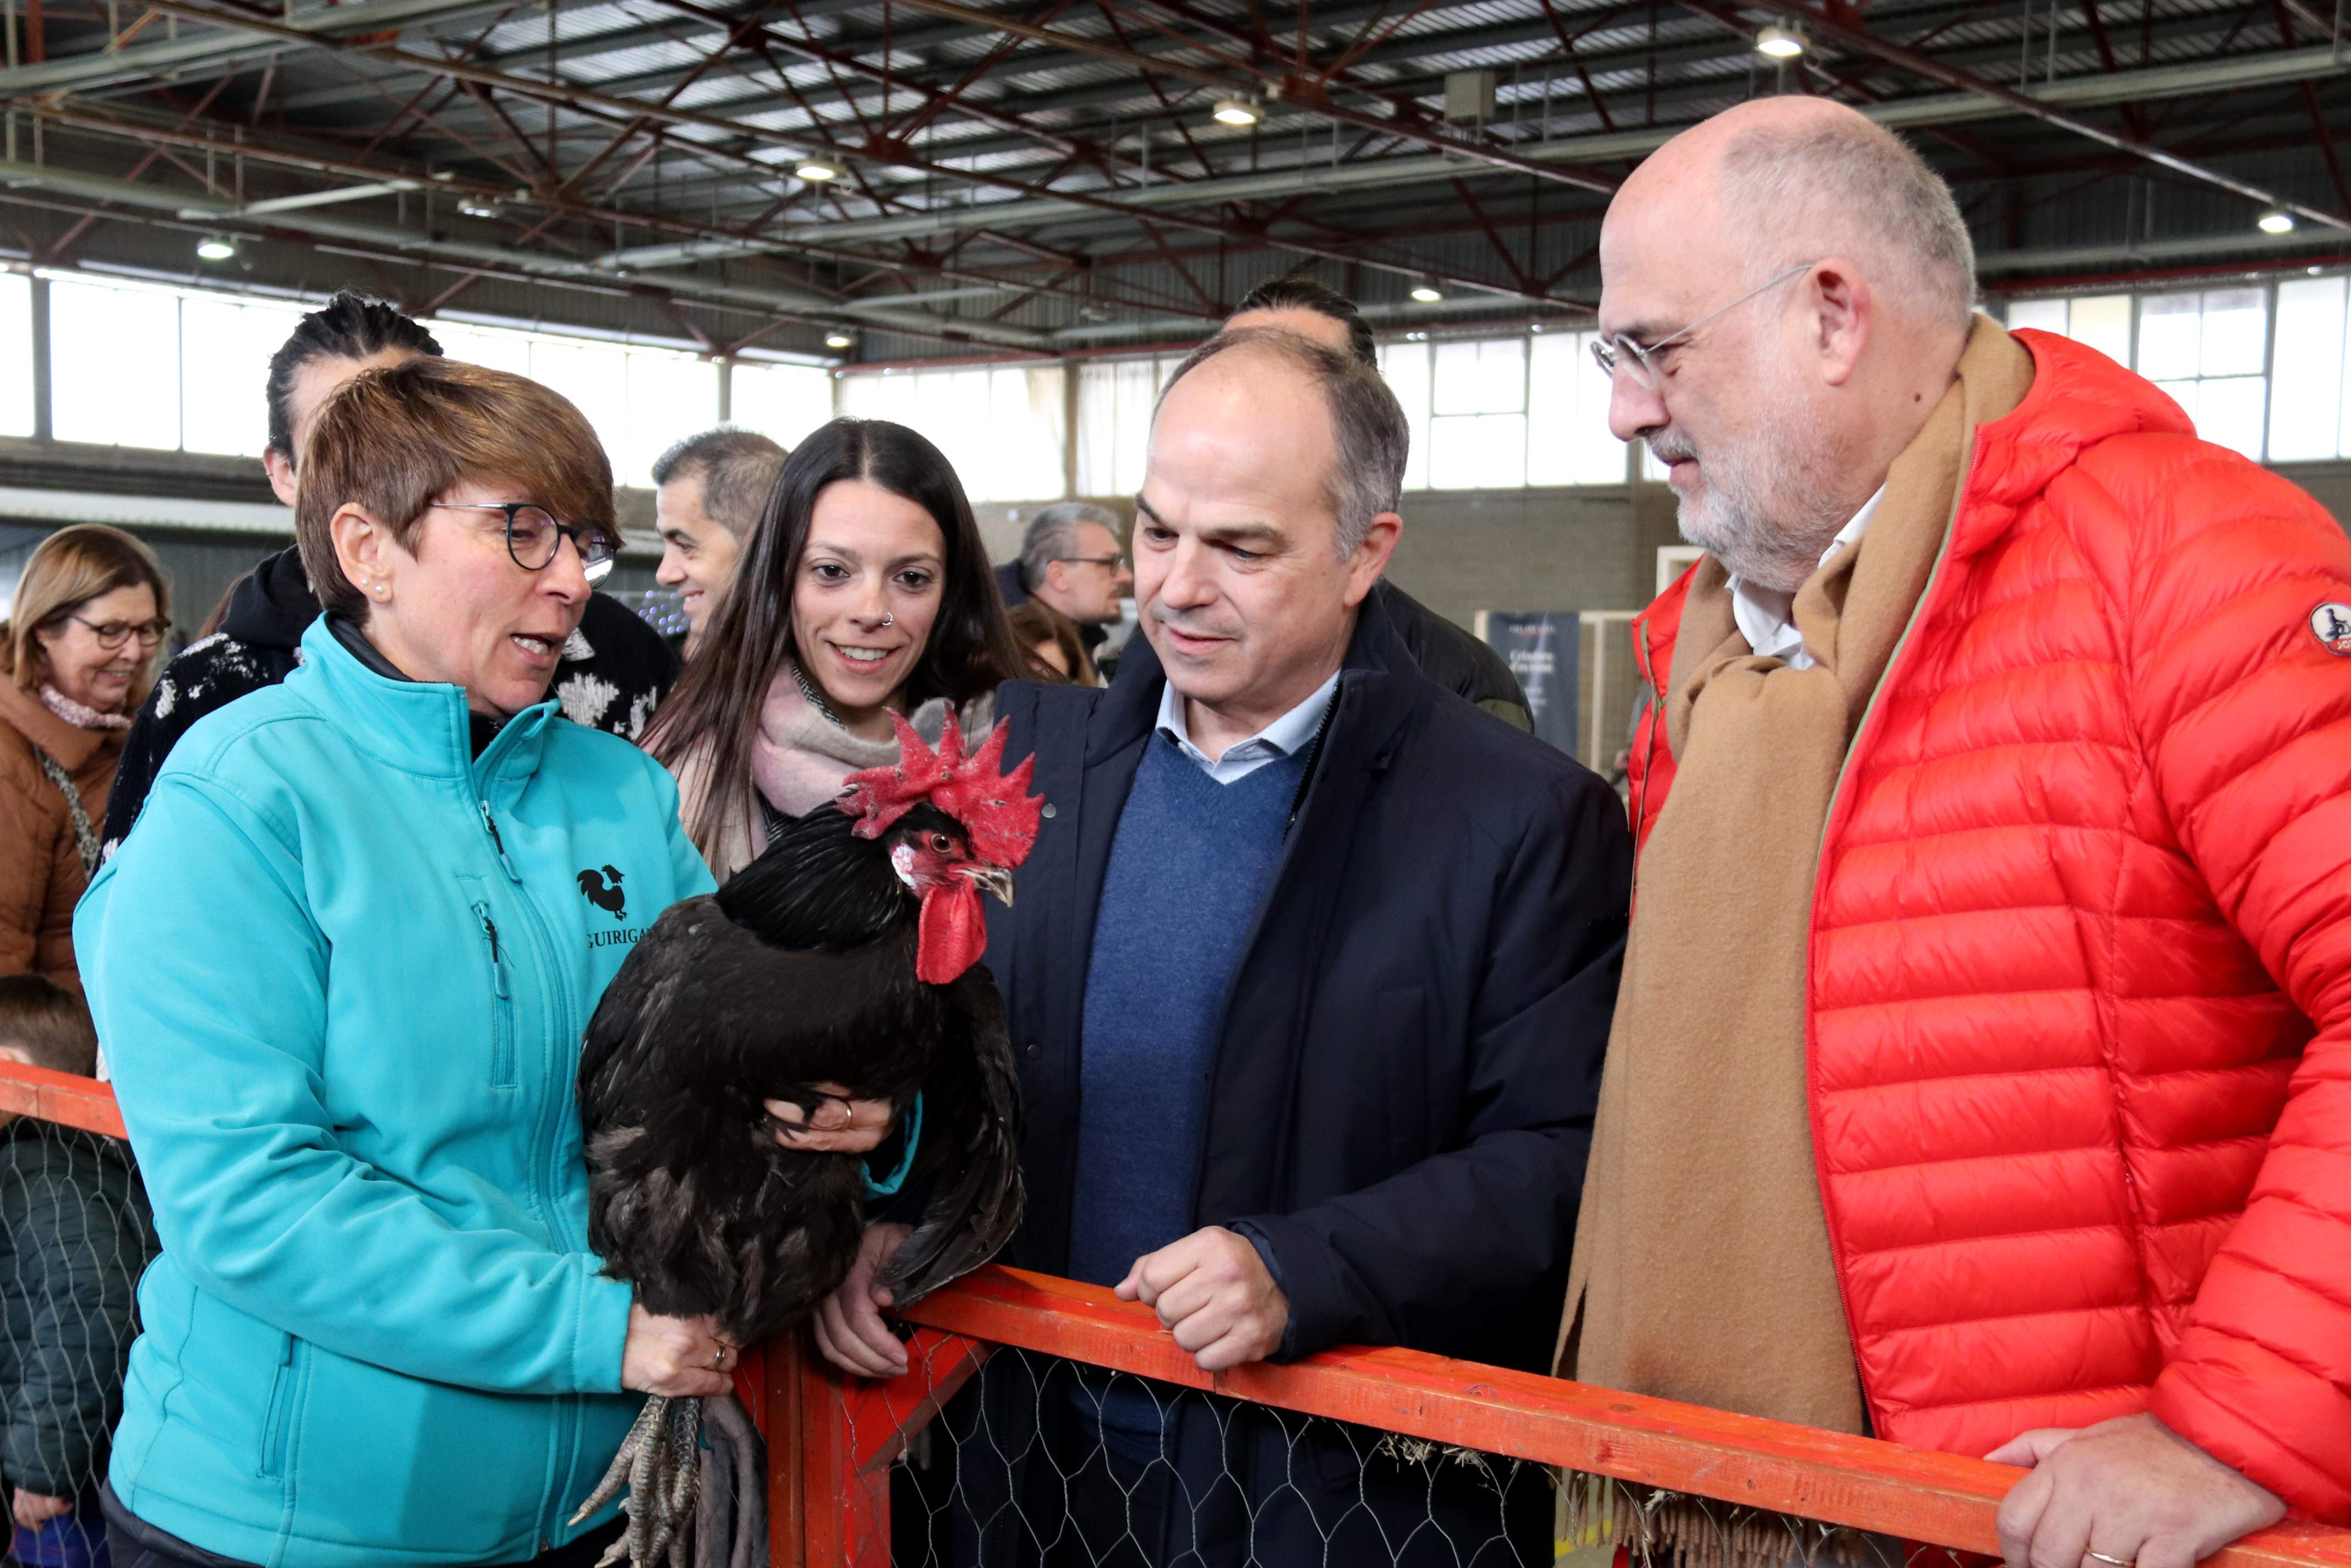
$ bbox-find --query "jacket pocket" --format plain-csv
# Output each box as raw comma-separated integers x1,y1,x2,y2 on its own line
467,893,518,1090
259,1332,299,1479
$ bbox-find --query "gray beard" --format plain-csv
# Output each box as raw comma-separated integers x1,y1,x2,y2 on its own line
1652,405,1851,594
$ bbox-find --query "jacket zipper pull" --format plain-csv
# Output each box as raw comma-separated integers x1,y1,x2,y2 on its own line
478,801,521,883
477,908,510,999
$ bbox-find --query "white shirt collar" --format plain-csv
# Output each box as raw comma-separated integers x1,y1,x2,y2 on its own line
1155,668,1342,786
1726,486,1884,671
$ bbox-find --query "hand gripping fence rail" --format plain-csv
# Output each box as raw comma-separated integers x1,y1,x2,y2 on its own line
7,1059,2351,1568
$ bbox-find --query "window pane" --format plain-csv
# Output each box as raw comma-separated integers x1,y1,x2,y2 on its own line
986,364,1066,502
2006,298,2068,334
528,338,628,468
1432,337,1525,416
2138,294,2201,380
1528,331,1622,486
1379,341,1431,491
2270,277,2345,461
1075,362,1120,496
2153,379,2201,429
436,322,534,378
2065,296,2133,365
180,296,297,456
619,349,719,488
2196,375,2267,460
0,274,36,440
2200,288,2267,378
52,279,178,449
839,367,918,425
1112,359,1158,496
731,361,835,450
1428,413,1526,489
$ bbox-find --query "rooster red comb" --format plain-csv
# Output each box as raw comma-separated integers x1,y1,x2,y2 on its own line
838,710,1045,869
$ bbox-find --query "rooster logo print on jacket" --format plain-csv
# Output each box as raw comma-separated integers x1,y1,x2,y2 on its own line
578,865,628,921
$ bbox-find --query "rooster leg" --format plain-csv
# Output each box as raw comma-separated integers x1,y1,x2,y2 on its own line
576,1391,707,1568
574,1397,664,1531
641,1395,704,1566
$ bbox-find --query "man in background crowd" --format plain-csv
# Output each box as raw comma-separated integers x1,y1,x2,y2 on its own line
1570,94,2351,1564
651,427,786,654
994,501,1134,668
0,975,154,1562
101,291,679,856
815,326,1628,1564
1227,276,1535,731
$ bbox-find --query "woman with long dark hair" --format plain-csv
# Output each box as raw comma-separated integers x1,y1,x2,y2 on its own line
648,417,1026,879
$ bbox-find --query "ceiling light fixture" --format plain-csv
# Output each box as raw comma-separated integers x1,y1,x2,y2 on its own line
456,194,505,219
1410,281,1444,303
1212,98,1262,127
195,234,238,261
795,156,843,182
1755,24,1807,57
2259,209,2297,234
824,330,854,349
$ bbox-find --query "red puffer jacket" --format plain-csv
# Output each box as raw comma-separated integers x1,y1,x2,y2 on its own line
1624,328,2351,1521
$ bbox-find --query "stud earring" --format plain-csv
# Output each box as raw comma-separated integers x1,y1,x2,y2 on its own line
372,582,390,601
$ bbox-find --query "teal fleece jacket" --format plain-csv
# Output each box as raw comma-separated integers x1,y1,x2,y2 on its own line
75,618,716,1567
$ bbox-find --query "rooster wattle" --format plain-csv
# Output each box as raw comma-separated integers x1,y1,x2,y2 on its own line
570,711,1042,1566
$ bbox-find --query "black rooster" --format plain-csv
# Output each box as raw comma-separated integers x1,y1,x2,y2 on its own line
570,712,1041,1566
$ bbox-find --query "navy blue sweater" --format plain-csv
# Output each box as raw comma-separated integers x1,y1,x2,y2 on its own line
1066,733,1309,1290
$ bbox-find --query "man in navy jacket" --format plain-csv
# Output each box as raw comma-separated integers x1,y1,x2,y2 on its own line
818,328,1628,1565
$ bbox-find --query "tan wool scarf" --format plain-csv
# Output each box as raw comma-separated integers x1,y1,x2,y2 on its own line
1558,319,2034,1471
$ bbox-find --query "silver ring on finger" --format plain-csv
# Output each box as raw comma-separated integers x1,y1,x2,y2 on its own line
709,1346,728,1372
2085,1551,2135,1566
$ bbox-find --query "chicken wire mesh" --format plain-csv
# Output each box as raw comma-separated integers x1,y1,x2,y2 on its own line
863,1340,1551,1568
0,1119,154,1567
815,1333,1972,1568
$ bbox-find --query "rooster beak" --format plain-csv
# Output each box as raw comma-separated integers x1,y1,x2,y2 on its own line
964,864,1016,906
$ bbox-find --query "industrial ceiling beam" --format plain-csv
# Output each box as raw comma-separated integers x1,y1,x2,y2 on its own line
1735,0,2351,231
0,0,575,96
0,153,1062,346
593,43,2351,263
838,0,1623,190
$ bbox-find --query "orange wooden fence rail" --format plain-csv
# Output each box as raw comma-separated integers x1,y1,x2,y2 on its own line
10,1062,2350,1568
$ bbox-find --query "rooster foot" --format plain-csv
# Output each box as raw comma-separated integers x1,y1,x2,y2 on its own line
571,1392,705,1567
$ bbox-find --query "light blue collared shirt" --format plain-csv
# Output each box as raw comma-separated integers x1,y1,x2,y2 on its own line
1153,668,1341,786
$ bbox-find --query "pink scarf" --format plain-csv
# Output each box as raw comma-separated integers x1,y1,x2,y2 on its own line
40,685,130,731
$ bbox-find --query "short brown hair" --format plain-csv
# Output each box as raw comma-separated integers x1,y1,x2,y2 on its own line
0,975,98,1077
296,357,615,621
3,524,172,695
1008,600,1094,685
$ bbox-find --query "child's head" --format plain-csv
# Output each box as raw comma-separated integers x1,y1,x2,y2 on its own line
0,976,99,1078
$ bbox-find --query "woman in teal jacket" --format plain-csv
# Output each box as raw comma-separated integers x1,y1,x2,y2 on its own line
75,359,876,1567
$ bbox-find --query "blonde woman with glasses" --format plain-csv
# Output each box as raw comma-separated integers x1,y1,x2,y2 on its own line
0,524,169,991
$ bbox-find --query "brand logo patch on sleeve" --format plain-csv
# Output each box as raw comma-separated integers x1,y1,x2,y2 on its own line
2312,603,2351,655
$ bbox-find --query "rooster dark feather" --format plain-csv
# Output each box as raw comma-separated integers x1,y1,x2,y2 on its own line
571,713,1039,1565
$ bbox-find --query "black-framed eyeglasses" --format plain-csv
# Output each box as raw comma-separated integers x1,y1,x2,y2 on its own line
431,501,619,586
67,615,169,651
1057,554,1129,571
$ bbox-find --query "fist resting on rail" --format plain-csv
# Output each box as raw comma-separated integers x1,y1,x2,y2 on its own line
1117,1226,1289,1373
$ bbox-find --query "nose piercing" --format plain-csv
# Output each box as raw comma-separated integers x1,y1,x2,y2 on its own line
879,612,895,628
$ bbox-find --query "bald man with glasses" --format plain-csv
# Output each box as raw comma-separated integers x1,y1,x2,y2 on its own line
1562,92,2351,1568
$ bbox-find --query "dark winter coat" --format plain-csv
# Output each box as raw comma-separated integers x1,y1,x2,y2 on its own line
101,545,681,854
0,1117,155,1501
932,590,1627,1565
1377,582,1534,732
